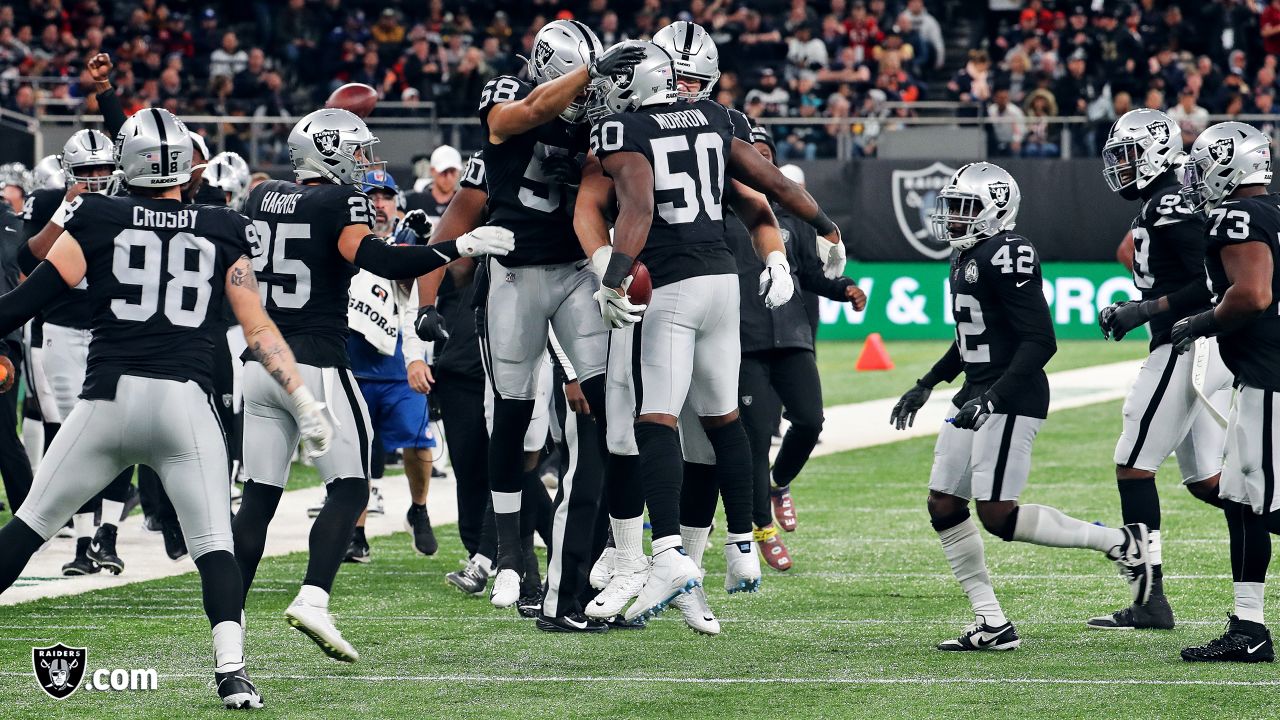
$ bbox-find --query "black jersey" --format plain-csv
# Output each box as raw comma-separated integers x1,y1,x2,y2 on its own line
61,193,250,399
948,232,1053,418
478,75,589,267
244,179,372,368
591,99,739,288
403,186,452,221
1205,193,1280,392
22,188,92,330
1129,178,1210,348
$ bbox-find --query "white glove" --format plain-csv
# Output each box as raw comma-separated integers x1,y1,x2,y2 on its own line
291,387,333,459
456,226,515,257
590,244,613,281
594,277,647,328
816,235,846,279
758,251,794,309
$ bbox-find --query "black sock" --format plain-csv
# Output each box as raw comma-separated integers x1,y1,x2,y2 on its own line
606,453,645,520
352,525,367,543
1226,500,1271,584
1118,475,1162,593
232,481,284,603
193,550,243,626
521,536,541,592
680,461,719,528
705,419,754,536
489,398,535,570
303,477,368,593
478,501,497,562
0,519,45,592
520,468,553,546
634,421,683,540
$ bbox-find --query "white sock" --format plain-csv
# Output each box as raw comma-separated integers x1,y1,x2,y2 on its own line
490,490,521,514
101,499,125,525
938,518,1006,626
1012,504,1125,553
212,620,245,673
73,512,95,540
652,535,681,556
1148,529,1163,567
679,525,711,568
612,515,645,566
725,531,753,546
1235,582,1266,624
295,584,329,608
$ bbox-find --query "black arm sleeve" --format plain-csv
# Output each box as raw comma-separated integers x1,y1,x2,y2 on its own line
353,235,460,279
16,243,39,276
95,87,128,137
789,219,851,299
0,262,70,337
920,342,964,388
1163,219,1213,316
989,261,1058,401
1164,277,1213,317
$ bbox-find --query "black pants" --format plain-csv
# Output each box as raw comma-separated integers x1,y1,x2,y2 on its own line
434,370,490,559
739,348,825,528
0,341,32,512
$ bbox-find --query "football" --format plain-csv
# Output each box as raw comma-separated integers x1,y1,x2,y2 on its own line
628,260,652,305
325,83,379,118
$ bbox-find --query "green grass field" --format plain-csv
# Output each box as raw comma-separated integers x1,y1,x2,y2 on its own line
5,340,1272,719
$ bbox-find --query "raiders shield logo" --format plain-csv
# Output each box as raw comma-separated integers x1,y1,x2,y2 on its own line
964,259,979,284
313,129,341,157
33,643,87,699
741,396,753,406
892,161,956,260
1209,137,1234,165
988,181,1011,208
534,40,555,70
779,228,791,246
1145,121,1170,144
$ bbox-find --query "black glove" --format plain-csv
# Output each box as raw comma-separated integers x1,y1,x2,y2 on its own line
401,209,433,242
1099,299,1155,341
589,43,647,80
541,154,582,186
890,382,932,430
951,391,998,431
1170,310,1220,354
415,305,449,341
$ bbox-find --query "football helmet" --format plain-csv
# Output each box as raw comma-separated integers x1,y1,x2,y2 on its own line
527,19,604,122
32,154,65,190
1182,121,1272,211
114,108,193,188
1102,108,1182,196
652,21,721,101
62,130,119,194
288,108,384,185
930,162,1021,250
205,151,251,208
586,41,677,123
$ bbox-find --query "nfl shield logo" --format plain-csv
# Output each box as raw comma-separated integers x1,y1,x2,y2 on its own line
33,643,87,700
963,260,979,284
1145,121,1170,144
313,129,341,157
988,181,1011,208
1209,137,1234,165
891,161,956,260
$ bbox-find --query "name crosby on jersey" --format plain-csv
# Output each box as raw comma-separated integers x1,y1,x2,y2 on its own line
131,205,200,229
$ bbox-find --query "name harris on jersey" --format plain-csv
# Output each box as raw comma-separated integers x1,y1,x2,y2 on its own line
257,190,302,215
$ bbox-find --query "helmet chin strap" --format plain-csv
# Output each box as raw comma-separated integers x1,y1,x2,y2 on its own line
300,157,345,185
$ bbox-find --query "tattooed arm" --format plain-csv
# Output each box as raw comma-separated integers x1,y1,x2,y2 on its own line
224,255,303,394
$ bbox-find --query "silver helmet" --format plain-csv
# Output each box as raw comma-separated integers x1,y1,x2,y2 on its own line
288,108,384,185
1183,121,1273,211
1102,108,1182,194
586,41,677,123
930,162,1021,250
114,108,193,188
32,155,65,190
527,19,603,122
205,151,251,208
62,129,119,194
0,162,32,193
652,21,721,101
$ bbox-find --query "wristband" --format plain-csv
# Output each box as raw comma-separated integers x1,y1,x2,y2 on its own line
50,198,74,227
809,209,838,236
602,251,635,289
290,386,317,413
916,375,939,390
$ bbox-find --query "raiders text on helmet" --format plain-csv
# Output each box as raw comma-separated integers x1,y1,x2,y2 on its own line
652,21,721,101
114,108,193,188
930,162,1022,250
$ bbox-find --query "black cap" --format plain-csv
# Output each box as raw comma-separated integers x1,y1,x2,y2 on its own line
750,123,776,154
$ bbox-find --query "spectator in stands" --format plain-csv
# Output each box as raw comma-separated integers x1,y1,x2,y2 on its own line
399,27,443,102
1168,87,1210,147
851,88,888,157
846,1,884,66
738,9,785,73
746,68,790,118
902,0,944,74
787,23,828,72
7,84,35,116
232,48,268,106
1022,88,1060,158
1000,50,1033,106
373,8,406,47
209,30,248,80
599,11,626,46
444,46,493,118
276,0,319,72
986,84,1025,157
1253,86,1280,135
948,49,993,109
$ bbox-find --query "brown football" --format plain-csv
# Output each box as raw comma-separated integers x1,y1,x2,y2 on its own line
628,261,652,306
325,83,379,118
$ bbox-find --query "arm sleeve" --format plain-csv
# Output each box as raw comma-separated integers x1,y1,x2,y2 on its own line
989,241,1057,401
920,342,964,388
353,235,460,280
547,328,577,382
95,86,128,138
1163,215,1213,315
0,262,70,337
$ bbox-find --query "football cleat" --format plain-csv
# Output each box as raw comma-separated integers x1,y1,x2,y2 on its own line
344,534,370,564
1086,594,1175,630
366,485,385,516
754,525,792,572
604,614,647,630
161,521,188,561
62,538,100,576
671,585,720,636
535,612,609,633
405,504,438,556
623,547,701,621
490,568,522,608
586,557,647,619
937,618,1021,651
215,668,264,709
446,557,489,596
724,540,762,593
589,546,616,590
1182,615,1275,662
770,485,797,532
87,525,124,574
516,587,545,619
1107,523,1152,606
284,599,359,663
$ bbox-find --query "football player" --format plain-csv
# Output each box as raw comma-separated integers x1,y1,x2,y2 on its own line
0,108,327,709
1091,108,1230,630
205,151,252,211
890,162,1152,651
234,107,513,661
1175,122,1279,662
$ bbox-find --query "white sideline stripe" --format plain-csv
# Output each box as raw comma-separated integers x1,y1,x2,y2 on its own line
0,670,1276,687
1,615,1235,627
0,360,1140,606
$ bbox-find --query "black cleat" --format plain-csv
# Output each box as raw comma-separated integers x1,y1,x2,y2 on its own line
517,587,545,618
143,514,163,534
604,614,647,630
88,524,124,574
215,668,264,709
446,559,488,595
405,504,438,556
937,618,1021,651
161,521,188,561
1086,594,1175,630
62,538,100,576
1182,615,1275,662
536,612,609,633
344,532,370,564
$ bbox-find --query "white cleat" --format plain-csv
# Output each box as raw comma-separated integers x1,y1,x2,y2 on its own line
490,568,522,609
589,547,616,591
284,600,359,663
586,557,647,619
672,584,721,636
724,540,762,594
623,548,701,621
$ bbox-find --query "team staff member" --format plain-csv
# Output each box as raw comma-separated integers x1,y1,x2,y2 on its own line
405,145,464,218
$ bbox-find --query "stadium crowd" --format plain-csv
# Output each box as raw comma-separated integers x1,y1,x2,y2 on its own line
1,1,1280,159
